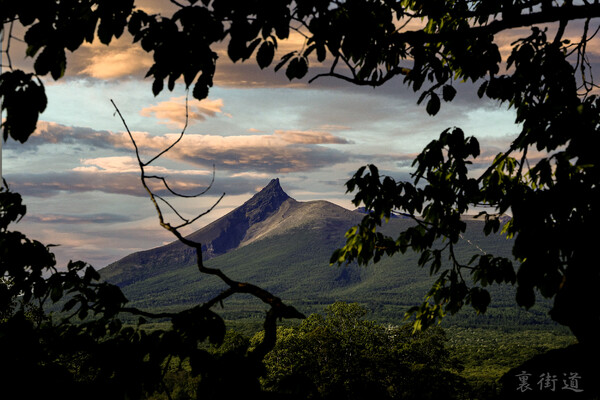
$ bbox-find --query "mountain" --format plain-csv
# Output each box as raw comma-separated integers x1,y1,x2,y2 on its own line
101,179,556,328
101,178,363,287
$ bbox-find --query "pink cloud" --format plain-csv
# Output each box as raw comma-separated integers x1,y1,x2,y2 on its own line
139,96,227,128
15,120,353,174
73,156,213,176
120,129,352,173
274,129,352,144
78,46,153,79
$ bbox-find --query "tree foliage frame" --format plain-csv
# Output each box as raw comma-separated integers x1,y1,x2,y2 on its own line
2,1,600,396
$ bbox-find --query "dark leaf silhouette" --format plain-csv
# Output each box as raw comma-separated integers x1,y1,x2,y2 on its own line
3,1,600,397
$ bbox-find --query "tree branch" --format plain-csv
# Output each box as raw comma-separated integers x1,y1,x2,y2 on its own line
110,97,305,356
316,2,600,87
402,3,600,44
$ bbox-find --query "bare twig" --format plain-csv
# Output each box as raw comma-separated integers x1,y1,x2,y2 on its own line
146,165,217,198
143,96,189,167
169,0,185,8
2,21,16,71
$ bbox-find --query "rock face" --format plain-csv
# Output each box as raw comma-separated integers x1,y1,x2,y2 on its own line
189,178,291,257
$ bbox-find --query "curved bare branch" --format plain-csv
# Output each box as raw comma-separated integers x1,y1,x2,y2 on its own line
110,97,305,358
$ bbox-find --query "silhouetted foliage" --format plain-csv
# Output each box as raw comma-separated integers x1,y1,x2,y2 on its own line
1,154,301,400
321,2,600,346
253,302,468,400
3,0,600,397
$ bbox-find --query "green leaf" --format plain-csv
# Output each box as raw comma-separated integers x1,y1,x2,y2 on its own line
168,72,178,91
246,38,262,59
193,76,210,100
50,49,67,80
516,285,535,309
33,46,53,76
316,44,326,62
50,286,63,302
470,287,491,314
84,266,101,284
0,71,47,142
152,78,164,96
97,18,113,45
477,81,488,98
227,38,246,63
50,285,63,303
24,23,48,57
62,298,78,312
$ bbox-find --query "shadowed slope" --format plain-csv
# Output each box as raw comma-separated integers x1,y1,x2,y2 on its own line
101,178,292,286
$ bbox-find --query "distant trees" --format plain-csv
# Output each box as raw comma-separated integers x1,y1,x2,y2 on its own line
253,302,468,400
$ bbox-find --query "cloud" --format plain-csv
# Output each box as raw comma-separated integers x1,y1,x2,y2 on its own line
273,129,352,144
78,45,154,79
129,131,353,173
136,0,180,15
73,156,213,176
5,170,287,200
6,171,146,198
5,170,216,198
230,172,272,179
96,128,353,173
73,156,142,173
3,121,114,150
139,96,227,128
26,213,134,224
2,121,136,154
5,119,355,176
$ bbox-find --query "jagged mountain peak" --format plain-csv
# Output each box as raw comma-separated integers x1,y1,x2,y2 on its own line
264,177,284,192
238,178,291,225
247,178,290,205
174,178,296,259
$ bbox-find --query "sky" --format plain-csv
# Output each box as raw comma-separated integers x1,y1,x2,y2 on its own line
2,2,574,269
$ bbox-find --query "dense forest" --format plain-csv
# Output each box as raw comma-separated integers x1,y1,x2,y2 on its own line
142,302,576,400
